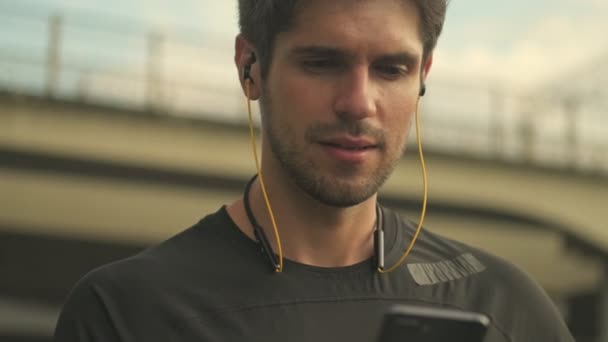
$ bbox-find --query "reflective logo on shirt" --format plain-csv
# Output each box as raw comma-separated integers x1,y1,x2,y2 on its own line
407,253,486,286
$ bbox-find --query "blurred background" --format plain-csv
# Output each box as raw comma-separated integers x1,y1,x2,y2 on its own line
0,0,607,341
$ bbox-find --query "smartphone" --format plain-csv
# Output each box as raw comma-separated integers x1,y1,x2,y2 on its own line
377,304,490,342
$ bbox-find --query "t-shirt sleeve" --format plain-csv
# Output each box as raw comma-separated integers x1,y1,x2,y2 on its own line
513,273,575,341
53,272,122,342
482,255,576,342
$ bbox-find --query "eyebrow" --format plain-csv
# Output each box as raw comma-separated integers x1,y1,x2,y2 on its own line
290,46,344,58
289,46,420,66
375,52,420,67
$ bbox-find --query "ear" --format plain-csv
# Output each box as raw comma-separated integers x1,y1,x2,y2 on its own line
235,34,261,100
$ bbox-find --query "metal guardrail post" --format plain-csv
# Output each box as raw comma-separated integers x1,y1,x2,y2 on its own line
490,86,504,158
46,15,63,98
563,96,580,169
146,31,165,112
519,101,536,164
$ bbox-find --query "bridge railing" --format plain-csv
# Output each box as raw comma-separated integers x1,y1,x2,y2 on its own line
0,5,606,175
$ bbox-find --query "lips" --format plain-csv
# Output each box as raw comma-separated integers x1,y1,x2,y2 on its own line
319,137,378,150
318,136,379,163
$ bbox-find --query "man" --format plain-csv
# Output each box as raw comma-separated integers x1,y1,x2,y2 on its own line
54,1,575,341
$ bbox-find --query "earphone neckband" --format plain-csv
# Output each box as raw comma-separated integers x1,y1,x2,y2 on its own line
243,174,385,271
244,175,281,270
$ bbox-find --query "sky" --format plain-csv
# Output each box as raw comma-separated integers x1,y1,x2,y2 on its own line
436,0,608,88
2,0,606,89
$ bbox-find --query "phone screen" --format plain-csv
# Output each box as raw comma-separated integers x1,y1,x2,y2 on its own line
377,305,490,342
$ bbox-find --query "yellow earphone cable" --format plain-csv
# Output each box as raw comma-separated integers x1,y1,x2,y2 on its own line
245,78,427,274
245,79,284,272
378,97,428,273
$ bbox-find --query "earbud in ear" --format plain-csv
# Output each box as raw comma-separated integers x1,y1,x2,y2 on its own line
243,53,257,82
419,84,426,97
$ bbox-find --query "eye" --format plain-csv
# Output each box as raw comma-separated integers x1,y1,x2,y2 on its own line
301,58,341,73
375,64,409,80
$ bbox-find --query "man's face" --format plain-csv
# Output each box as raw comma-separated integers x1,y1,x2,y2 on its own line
260,0,428,207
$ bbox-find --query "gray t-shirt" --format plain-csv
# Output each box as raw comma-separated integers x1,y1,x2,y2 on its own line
54,206,574,341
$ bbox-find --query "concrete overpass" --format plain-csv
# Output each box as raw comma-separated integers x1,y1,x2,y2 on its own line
1,4,607,340
1,91,607,341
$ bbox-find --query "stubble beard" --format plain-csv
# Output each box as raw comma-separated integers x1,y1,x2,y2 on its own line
260,96,408,208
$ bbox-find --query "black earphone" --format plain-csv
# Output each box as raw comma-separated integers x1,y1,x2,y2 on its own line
243,53,257,82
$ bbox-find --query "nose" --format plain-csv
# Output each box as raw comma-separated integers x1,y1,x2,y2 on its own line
333,66,377,121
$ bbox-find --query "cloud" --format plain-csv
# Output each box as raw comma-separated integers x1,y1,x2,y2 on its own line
130,0,238,39
432,7,608,90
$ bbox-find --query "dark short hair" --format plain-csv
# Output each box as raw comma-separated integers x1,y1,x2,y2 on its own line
238,0,448,78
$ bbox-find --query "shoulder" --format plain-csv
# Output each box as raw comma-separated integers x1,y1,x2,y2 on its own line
54,208,233,340
417,227,549,306
415,226,573,341
58,248,165,319
53,255,153,340
54,249,189,340
384,208,572,340
61,207,231,304
471,246,573,340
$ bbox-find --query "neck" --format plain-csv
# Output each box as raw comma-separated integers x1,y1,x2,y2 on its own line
228,171,378,268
